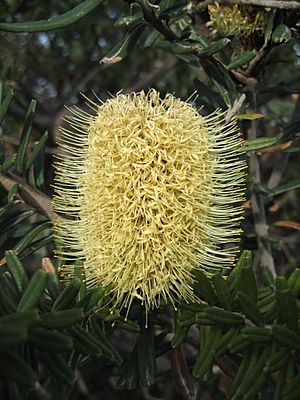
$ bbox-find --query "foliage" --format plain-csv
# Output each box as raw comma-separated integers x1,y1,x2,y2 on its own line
0,0,300,399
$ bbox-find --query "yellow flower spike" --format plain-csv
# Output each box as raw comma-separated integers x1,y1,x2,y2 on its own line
52,89,246,314
207,3,268,37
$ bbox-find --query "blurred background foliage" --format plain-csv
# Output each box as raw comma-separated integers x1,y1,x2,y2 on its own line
0,0,300,399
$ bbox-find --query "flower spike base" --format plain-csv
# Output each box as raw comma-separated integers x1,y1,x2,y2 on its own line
53,90,246,313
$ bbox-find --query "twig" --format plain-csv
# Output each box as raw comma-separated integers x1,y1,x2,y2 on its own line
125,0,179,41
226,94,246,122
0,171,58,221
248,92,276,277
198,0,300,10
222,0,300,10
0,135,58,155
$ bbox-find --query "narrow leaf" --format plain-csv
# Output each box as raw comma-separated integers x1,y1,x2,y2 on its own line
0,0,105,32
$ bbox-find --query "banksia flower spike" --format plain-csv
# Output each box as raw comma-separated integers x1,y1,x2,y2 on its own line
207,3,268,37
53,90,246,314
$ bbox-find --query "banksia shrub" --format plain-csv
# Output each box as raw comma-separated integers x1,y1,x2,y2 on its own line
53,89,246,314
207,3,268,37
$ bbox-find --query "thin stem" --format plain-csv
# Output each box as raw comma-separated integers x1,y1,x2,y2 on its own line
248,92,276,277
197,0,300,10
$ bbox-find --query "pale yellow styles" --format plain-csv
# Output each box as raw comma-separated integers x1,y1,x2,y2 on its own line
208,3,268,37
53,90,246,313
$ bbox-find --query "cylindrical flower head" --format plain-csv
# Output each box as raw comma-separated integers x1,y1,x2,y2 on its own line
207,4,268,37
53,90,246,312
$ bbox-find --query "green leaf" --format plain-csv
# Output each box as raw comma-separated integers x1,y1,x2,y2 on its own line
241,326,272,343
18,269,48,311
0,350,37,387
0,89,13,126
1,153,16,172
7,183,18,203
0,0,105,32
276,277,298,330
117,345,139,390
25,131,48,171
28,328,73,352
137,324,156,386
52,277,81,311
76,287,105,311
0,324,28,348
0,279,17,314
272,324,300,351
203,306,244,325
0,309,40,328
15,99,36,173
114,13,143,28
90,318,123,364
197,38,230,58
1,210,35,235
227,52,256,70
236,113,264,120
237,291,264,326
287,268,300,297
5,250,29,293
192,325,222,379
41,309,84,329
13,221,52,254
194,78,226,110
268,179,300,197
192,269,217,305
68,324,103,357
211,273,234,310
100,23,145,65
144,29,161,48
39,352,75,386
271,24,292,44
244,136,277,152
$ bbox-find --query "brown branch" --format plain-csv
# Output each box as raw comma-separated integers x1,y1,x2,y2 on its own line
221,0,300,10
0,135,57,155
0,171,58,222
134,0,179,41
198,0,300,10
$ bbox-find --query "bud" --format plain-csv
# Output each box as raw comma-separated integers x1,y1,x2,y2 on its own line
53,90,246,313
